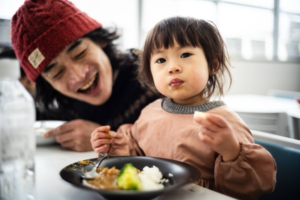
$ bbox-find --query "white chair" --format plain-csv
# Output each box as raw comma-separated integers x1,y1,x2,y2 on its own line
267,89,300,139
287,115,300,140
252,130,300,149
236,112,290,137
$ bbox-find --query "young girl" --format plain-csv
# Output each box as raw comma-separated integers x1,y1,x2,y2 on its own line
90,17,276,199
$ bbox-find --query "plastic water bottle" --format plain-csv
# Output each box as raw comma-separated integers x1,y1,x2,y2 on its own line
0,59,35,200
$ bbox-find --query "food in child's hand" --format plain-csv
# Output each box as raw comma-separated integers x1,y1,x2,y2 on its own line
194,111,206,119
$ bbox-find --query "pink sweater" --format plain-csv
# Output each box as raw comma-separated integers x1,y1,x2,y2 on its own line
109,99,277,200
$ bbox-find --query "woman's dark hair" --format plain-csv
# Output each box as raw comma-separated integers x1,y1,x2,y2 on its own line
35,27,138,119
138,16,232,99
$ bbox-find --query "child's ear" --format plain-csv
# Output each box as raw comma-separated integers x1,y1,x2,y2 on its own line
209,54,221,76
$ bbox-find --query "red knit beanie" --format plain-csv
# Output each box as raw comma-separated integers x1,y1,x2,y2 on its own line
11,0,101,82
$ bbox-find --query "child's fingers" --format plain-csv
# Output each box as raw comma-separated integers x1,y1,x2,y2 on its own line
95,125,111,132
194,112,218,132
194,112,228,129
94,144,110,153
205,114,228,128
198,131,214,146
92,138,112,149
91,130,112,142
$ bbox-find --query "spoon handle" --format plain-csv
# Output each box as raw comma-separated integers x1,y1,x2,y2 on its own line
95,152,107,168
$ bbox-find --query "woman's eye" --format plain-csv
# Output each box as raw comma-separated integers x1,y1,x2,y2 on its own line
52,69,64,79
156,58,166,64
181,53,191,58
74,49,87,59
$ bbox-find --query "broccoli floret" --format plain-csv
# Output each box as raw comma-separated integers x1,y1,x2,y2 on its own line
117,163,142,190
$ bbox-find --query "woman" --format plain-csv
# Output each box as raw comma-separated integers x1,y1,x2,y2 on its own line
11,0,159,152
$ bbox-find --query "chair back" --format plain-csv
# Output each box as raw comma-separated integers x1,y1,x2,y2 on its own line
236,112,290,137
255,138,300,200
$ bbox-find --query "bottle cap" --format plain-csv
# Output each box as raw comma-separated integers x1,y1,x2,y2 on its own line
0,59,20,79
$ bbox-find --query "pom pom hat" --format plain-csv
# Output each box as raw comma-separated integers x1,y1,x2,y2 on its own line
11,0,101,82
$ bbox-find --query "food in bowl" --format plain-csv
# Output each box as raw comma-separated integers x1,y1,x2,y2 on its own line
83,163,168,191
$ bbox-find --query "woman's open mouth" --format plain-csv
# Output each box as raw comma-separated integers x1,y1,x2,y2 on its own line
78,73,99,94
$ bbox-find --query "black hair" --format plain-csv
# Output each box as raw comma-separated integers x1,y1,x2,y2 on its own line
35,27,139,119
138,16,232,99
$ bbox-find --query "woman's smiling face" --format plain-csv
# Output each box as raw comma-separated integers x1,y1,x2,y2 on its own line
41,38,113,105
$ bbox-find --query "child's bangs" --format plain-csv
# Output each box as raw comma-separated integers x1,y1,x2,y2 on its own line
149,24,201,54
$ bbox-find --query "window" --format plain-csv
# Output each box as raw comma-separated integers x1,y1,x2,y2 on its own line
278,0,300,61
140,0,300,62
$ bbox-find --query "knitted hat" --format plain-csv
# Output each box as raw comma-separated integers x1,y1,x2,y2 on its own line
11,0,101,82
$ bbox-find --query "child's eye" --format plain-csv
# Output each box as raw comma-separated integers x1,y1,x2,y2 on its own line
181,53,192,58
156,58,166,64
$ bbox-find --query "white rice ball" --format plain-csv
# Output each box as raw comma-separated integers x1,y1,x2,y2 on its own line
139,165,164,191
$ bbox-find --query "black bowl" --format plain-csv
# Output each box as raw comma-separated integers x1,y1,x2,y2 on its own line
60,156,200,200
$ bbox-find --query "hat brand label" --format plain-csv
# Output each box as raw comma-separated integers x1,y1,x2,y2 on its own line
28,48,45,69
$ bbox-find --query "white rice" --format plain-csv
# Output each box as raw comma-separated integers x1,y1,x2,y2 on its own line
138,165,165,191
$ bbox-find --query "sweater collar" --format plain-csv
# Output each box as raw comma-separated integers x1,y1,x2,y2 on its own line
162,98,225,114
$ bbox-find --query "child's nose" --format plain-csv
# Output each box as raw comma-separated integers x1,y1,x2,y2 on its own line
168,63,182,74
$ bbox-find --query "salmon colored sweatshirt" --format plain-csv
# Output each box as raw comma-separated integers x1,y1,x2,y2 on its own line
108,98,277,200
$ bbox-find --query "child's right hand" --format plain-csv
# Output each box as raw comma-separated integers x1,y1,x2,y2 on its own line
90,125,113,153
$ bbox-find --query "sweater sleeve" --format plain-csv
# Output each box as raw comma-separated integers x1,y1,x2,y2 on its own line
108,123,144,157
214,142,277,200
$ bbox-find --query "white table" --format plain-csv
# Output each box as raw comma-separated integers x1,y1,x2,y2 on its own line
222,94,299,114
35,145,235,200
222,94,300,138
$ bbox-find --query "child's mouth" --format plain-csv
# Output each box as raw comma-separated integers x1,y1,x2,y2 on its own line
169,78,184,87
78,73,99,94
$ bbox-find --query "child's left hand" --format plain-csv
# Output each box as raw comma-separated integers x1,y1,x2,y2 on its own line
194,112,240,162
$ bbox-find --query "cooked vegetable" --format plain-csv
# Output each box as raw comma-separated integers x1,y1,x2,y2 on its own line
78,160,94,166
117,163,142,190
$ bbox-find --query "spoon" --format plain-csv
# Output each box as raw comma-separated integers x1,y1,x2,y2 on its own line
82,152,107,179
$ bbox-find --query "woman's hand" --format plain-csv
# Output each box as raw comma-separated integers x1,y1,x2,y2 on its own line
194,112,240,162
44,119,100,152
90,125,113,153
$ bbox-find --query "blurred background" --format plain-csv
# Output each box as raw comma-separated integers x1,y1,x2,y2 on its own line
0,0,300,95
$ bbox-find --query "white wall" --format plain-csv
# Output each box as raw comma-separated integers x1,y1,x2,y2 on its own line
1,0,299,96
228,61,300,95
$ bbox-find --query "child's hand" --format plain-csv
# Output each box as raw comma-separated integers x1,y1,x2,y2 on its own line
194,112,240,162
90,125,113,153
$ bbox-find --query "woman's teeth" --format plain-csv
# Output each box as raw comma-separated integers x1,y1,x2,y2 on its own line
80,76,96,90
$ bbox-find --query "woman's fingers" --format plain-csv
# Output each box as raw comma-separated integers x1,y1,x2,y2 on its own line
56,132,73,143
60,140,76,149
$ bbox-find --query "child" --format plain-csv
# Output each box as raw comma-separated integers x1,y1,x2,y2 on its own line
90,17,276,200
